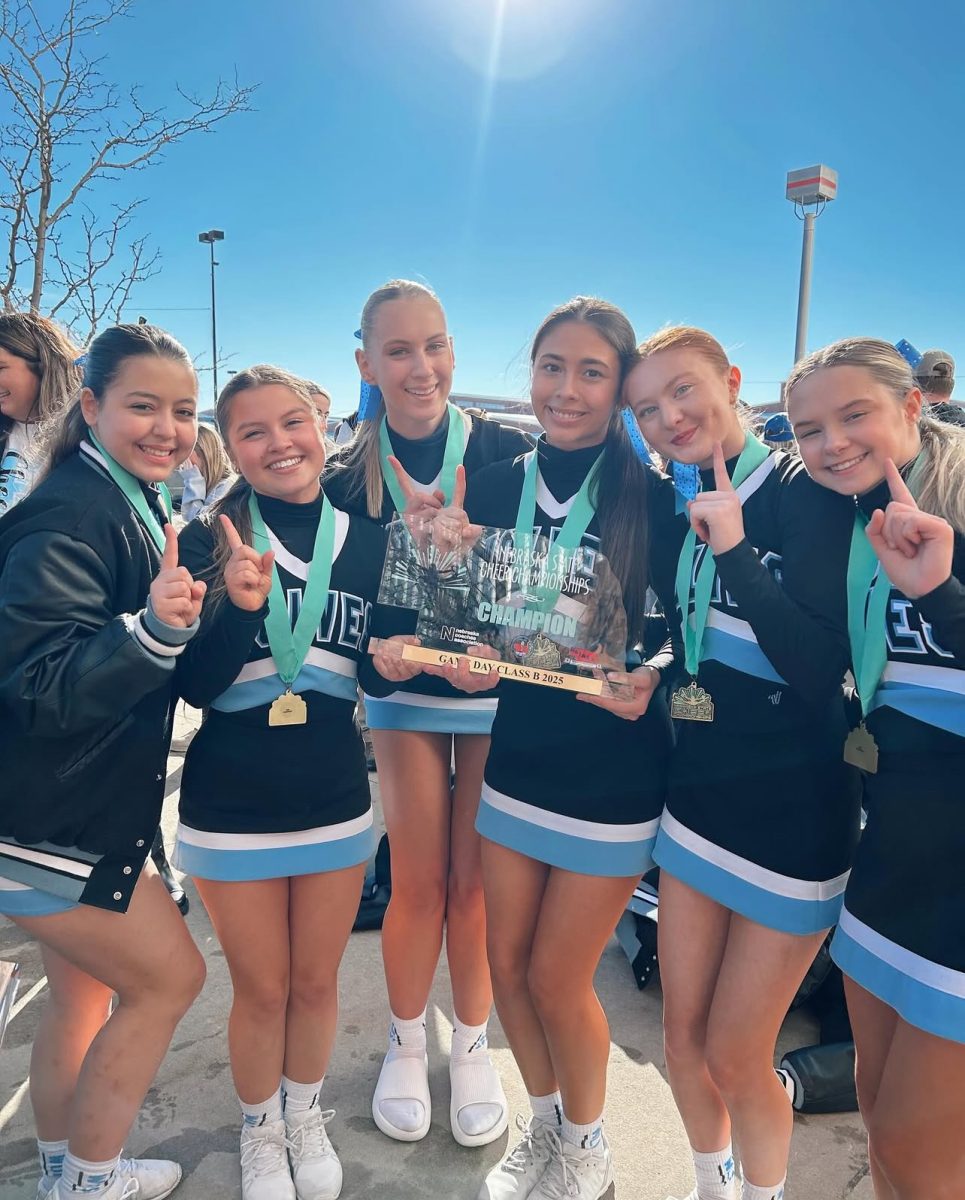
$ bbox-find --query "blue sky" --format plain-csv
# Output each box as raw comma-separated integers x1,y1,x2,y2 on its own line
19,0,965,413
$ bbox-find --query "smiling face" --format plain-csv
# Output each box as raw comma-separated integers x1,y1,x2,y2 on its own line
625,346,745,467
356,297,454,438
81,354,198,483
0,346,41,423
530,320,622,450
788,365,923,496
223,383,326,503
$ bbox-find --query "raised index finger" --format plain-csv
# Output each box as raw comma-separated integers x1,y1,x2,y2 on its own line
219,513,245,552
451,463,467,510
712,441,734,492
884,458,918,509
386,455,416,502
161,523,179,570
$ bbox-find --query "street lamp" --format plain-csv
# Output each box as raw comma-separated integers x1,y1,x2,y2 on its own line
197,229,225,403
785,166,837,364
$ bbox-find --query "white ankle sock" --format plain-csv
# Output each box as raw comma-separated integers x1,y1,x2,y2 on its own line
450,1015,502,1137
38,1138,67,1180
379,1008,428,1133
239,1087,283,1128
692,1143,738,1198
742,1177,785,1200
561,1111,605,1152
60,1151,119,1194
282,1075,324,1117
528,1090,562,1127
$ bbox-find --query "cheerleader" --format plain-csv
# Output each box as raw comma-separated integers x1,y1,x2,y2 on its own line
324,280,529,1147
625,326,862,1200
786,339,965,1200
173,366,402,1200
433,297,672,1200
0,324,206,1200
0,311,81,513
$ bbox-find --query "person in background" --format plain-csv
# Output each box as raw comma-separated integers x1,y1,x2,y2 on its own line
304,381,333,427
179,423,235,521
913,349,965,427
0,312,82,515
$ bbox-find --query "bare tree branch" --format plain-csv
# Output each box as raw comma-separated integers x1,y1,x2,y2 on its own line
0,0,254,323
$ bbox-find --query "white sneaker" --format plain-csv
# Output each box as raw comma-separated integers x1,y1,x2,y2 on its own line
286,1107,342,1200
477,1115,555,1199
529,1128,613,1200
49,1178,139,1200
240,1119,296,1200
40,1156,182,1200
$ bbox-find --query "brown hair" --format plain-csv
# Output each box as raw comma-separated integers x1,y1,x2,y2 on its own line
206,365,322,607
634,324,731,375
0,312,82,462
330,279,446,517
786,337,965,532
531,296,651,643
193,423,233,495
43,323,194,478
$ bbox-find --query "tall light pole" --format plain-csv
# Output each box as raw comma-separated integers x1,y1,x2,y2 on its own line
785,166,837,364
197,229,225,403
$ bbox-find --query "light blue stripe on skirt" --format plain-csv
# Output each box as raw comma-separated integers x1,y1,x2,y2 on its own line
653,812,847,936
364,695,495,734
174,820,376,883
0,882,78,917
832,908,965,1044
476,786,658,878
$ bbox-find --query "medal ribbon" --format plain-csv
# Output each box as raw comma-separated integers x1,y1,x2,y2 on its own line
89,433,170,552
379,403,466,514
847,514,893,718
513,444,602,613
247,491,336,690
674,434,771,677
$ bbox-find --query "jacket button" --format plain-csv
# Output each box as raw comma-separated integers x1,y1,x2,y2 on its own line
136,839,145,848
113,891,122,901
156,773,163,782
123,866,132,875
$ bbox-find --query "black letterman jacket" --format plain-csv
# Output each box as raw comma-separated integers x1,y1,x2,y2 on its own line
0,448,194,911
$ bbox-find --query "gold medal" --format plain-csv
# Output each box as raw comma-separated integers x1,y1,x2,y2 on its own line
843,722,878,774
268,689,308,727
670,679,715,722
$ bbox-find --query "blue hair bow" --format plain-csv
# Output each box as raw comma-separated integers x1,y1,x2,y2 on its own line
354,327,382,421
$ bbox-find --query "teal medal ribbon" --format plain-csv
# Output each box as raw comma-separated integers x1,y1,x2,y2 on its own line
89,433,170,552
842,514,890,772
247,490,336,725
670,434,771,722
379,402,466,515
513,445,602,613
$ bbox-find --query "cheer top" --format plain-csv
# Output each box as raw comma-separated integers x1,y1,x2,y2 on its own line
649,448,863,934
324,408,532,734
830,476,965,1042
466,439,674,877
175,492,390,844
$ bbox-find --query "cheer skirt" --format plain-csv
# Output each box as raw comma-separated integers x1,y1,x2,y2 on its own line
477,783,659,878
363,690,496,735
174,809,376,882
831,755,965,1043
